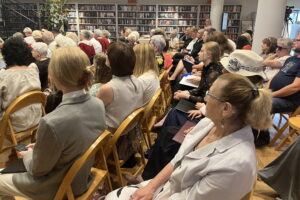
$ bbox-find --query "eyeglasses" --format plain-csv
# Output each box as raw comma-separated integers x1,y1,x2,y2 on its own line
276,46,287,50
205,91,225,102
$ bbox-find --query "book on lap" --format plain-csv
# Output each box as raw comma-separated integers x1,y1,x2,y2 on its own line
175,99,196,113
0,159,26,174
172,121,197,144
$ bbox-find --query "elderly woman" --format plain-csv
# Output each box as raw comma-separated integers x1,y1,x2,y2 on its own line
97,42,143,160
169,29,179,50
31,42,50,90
79,30,96,61
0,47,106,199
106,73,272,200
263,38,293,81
133,43,160,105
32,30,43,42
150,35,166,71
127,31,140,48
0,37,41,166
94,29,109,53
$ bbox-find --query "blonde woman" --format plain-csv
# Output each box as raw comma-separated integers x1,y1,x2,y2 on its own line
0,47,106,199
133,43,160,105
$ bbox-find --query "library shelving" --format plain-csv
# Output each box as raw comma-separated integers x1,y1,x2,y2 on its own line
223,5,242,41
199,5,211,28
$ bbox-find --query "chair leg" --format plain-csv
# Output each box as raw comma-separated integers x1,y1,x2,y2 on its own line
269,122,289,146
275,129,298,151
146,130,152,147
106,174,113,192
112,147,125,187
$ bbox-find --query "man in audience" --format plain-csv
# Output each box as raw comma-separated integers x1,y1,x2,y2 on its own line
179,27,192,50
42,31,57,58
23,27,35,45
268,34,300,113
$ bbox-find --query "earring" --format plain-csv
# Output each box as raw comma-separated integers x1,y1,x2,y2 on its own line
221,119,225,128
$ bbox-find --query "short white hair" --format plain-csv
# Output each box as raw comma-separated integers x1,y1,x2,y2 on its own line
55,35,76,47
102,30,111,38
32,42,48,57
66,32,79,44
13,32,24,39
32,30,42,39
81,30,93,40
94,29,103,38
42,31,54,42
127,31,140,42
150,35,166,52
23,27,32,34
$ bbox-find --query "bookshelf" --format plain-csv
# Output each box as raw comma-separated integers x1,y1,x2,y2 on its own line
66,4,78,32
78,4,116,39
223,5,242,41
158,5,198,35
199,5,211,29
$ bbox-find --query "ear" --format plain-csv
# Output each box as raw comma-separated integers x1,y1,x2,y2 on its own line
222,102,234,118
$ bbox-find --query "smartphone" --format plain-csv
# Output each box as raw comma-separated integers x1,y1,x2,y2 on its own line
14,143,27,152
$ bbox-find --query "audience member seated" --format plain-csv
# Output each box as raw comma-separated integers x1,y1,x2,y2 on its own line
89,53,112,97
204,18,212,30
150,35,166,72
258,136,300,200
42,31,57,58
260,37,277,59
169,29,179,50
133,43,160,106
79,30,96,62
89,31,102,54
236,35,252,50
54,34,76,48
105,73,272,200
23,27,35,46
0,46,106,200
267,34,300,113
127,31,140,48
32,30,43,42
181,27,199,55
97,42,143,160
263,38,292,81
102,30,112,43
179,27,192,49
31,42,50,91
0,37,41,165
66,31,79,44
94,29,109,53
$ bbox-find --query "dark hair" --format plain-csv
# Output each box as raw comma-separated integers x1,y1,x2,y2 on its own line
2,37,34,67
262,37,277,54
107,42,136,77
236,36,250,49
245,30,253,38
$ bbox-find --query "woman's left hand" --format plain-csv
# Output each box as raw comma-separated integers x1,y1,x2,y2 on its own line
188,110,202,119
178,91,190,99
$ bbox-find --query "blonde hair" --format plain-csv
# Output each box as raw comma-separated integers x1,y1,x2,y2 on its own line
203,41,221,63
133,43,159,77
66,32,79,44
49,47,93,90
218,73,272,130
32,30,42,40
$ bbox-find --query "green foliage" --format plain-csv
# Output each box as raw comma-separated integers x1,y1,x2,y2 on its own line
43,0,68,31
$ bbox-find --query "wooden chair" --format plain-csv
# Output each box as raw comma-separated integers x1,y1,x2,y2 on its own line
159,66,173,118
0,91,46,159
53,130,112,200
269,106,300,146
275,116,300,151
142,88,163,147
106,107,145,186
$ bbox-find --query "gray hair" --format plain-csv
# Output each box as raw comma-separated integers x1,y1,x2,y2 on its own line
13,32,24,39
127,31,140,42
23,27,32,34
94,29,103,38
42,31,54,42
102,30,111,38
66,32,79,44
32,42,48,57
55,35,77,47
150,35,166,52
81,30,93,40
277,38,293,49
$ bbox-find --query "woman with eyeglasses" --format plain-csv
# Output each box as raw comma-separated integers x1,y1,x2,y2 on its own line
105,73,272,200
263,38,293,81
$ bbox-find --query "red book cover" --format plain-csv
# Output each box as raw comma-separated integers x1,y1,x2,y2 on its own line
172,121,196,144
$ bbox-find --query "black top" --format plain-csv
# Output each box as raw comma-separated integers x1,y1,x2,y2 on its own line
190,39,203,59
270,56,300,103
188,62,223,103
35,58,50,91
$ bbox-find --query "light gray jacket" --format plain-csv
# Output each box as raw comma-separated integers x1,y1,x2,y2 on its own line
13,93,106,200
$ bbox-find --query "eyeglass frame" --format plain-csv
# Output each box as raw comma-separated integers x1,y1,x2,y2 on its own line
276,45,287,51
205,91,226,102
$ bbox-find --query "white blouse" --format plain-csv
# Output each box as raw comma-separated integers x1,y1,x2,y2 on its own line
138,70,160,106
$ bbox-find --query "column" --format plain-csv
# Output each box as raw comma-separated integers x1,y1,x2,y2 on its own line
210,0,224,31
252,0,287,53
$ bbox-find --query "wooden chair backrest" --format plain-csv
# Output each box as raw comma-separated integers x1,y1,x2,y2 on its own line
143,89,162,123
0,91,46,151
54,130,111,200
106,107,144,158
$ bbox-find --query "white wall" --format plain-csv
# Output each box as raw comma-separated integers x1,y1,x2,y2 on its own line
287,0,300,9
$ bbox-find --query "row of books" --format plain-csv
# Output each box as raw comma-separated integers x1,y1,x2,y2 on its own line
159,5,198,12
79,19,115,24
158,13,197,19
224,5,242,12
158,20,197,26
78,12,115,18
78,5,115,11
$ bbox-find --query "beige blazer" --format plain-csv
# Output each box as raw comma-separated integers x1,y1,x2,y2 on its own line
154,118,257,200
12,93,106,200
